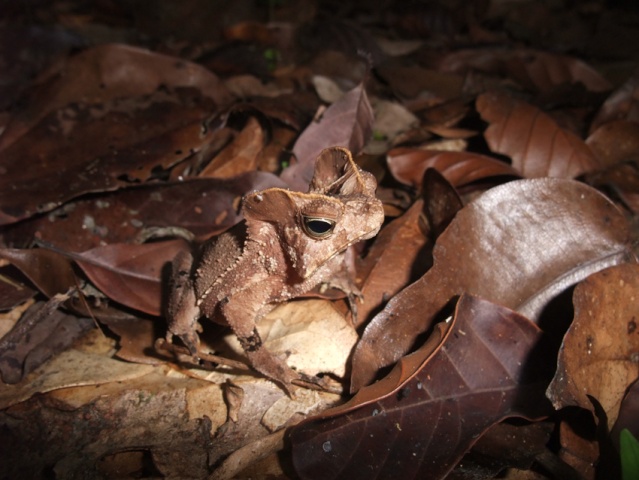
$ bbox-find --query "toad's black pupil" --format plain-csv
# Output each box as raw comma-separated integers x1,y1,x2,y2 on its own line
307,219,332,233
304,217,335,237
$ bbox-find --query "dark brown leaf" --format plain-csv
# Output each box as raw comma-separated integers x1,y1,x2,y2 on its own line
477,91,600,178
0,89,221,225
422,168,464,239
0,248,77,298
558,418,598,480
0,43,235,225
2,172,286,251
281,82,374,191
352,178,634,391
452,422,553,478
72,240,189,316
387,147,519,189
546,263,639,429
376,60,464,101
290,295,551,480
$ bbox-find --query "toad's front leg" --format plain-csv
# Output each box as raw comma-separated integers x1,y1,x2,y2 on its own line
220,292,307,394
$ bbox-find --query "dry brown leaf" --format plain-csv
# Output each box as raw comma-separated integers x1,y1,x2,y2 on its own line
220,300,357,379
355,199,430,326
200,116,266,178
291,295,551,480
586,119,639,167
0,295,93,384
546,263,639,429
387,147,520,188
0,347,155,410
73,239,189,316
477,91,601,178
352,178,634,391
282,81,374,190
558,419,598,480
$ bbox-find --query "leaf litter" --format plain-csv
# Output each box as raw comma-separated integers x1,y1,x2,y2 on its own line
1,1,639,479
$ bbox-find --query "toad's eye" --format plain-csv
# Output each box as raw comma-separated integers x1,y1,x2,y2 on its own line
302,216,336,239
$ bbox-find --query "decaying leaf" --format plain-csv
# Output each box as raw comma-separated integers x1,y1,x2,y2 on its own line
1,4,638,479
352,178,634,391
547,263,639,430
290,295,551,480
0,44,234,225
421,168,464,239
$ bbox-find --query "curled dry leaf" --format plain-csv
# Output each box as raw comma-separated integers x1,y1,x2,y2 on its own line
546,263,639,430
282,82,374,190
200,116,267,178
210,429,286,480
387,147,519,188
352,178,634,391
355,199,430,326
477,91,600,178
290,295,551,480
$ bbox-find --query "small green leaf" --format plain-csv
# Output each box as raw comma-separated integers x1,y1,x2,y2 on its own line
372,130,386,141
264,48,280,71
621,429,639,480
